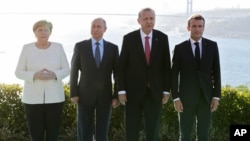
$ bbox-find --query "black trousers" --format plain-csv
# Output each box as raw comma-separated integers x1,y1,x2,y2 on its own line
24,102,64,141
179,92,212,141
125,88,162,141
77,103,112,141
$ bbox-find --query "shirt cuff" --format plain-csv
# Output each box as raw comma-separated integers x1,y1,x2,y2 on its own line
213,97,220,100
118,90,126,95
173,98,180,102
163,91,170,95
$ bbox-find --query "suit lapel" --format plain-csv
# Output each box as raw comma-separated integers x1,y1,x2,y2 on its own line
86,40,94,58
185,40,197,65
85,39,98,68
100,40,108,68
185,40,194,57
201,38,207,63
134,30,148,65
150,30,159,65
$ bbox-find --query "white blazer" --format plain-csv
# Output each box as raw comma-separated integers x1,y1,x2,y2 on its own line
15,42,70,104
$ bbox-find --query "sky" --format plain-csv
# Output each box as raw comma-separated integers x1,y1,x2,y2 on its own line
0,0,249,15
0,0,250,84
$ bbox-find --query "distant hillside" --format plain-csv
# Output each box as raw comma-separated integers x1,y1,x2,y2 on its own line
157,8,250,40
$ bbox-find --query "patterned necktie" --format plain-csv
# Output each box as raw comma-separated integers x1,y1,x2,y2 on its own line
145,36,150,64
95,42,101,68
194,42,200,66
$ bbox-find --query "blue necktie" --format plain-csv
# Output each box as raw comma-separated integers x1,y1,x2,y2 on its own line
95,42,101,68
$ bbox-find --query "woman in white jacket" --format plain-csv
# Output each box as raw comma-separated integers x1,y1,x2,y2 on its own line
15,20,70,141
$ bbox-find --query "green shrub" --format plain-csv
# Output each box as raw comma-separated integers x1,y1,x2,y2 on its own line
0,84,28,141
211,85,250,141
0,84,250,141
60,85,77,140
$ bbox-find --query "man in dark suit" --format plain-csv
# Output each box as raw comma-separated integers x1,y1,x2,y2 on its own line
171,14,221,141
70,18,119,141
118,8,171,141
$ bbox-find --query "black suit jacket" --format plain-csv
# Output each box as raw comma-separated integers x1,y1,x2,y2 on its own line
70,39,119,106
118,29,171,104
171,37,221,105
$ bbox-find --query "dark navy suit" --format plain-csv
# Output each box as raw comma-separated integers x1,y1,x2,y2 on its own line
70,39,119,141
171,37,221,141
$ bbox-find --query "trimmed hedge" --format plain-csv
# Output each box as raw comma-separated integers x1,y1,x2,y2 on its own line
0,84,250,141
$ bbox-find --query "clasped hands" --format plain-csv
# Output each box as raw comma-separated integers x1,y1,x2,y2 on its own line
34,68,56,80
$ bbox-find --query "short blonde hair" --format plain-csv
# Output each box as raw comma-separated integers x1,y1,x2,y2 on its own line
33,20,53,33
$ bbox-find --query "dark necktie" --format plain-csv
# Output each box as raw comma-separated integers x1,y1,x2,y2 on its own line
145,36,150,64
194,42,200,66
95,42,101,68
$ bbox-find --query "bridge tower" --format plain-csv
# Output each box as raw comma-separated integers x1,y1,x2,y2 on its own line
186,0,193,16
